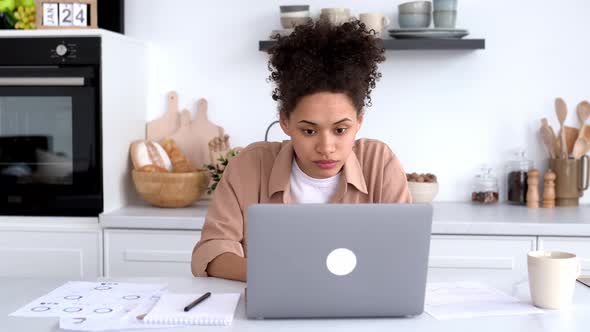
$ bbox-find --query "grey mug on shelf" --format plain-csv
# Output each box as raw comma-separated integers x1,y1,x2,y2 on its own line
433,0,458,11
433,0,458,28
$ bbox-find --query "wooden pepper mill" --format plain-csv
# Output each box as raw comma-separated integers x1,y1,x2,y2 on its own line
542,169,557,208
526,169,540,208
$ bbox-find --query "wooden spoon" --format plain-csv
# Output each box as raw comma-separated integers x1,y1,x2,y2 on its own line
577,101,590,139
555,98,568,159
572,137,588,159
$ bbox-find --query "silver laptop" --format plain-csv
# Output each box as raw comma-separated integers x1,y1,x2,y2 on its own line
246,203,433,319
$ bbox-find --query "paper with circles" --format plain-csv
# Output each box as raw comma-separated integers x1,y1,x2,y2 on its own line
10,281,167,319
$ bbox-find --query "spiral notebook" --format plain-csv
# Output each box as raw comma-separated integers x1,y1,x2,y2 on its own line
143,292,241,326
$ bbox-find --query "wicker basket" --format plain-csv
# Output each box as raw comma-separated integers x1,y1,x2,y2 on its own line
131,170,209,208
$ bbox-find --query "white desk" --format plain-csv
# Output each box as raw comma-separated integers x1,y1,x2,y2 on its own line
2,271,590,332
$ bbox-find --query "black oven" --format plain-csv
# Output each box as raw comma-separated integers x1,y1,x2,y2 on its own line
0,37,102,216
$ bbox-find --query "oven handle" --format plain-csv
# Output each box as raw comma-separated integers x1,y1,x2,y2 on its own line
0,77,84,86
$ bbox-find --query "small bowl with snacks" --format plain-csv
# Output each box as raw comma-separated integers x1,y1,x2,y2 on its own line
406,172,438,203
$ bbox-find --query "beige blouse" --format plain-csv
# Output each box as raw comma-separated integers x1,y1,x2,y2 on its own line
191,138,412,277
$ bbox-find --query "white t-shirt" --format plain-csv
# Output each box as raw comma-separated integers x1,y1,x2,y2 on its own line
290,159,341,204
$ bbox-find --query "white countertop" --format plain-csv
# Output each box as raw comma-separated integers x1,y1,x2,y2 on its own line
432,203,590,236
100,200,209,230
99,202,590,237
2,272,590,332
0,28,146,45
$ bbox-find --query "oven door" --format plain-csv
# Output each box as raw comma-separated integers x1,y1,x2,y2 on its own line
0,75,102,216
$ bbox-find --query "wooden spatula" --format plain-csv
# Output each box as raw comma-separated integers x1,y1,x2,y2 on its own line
581,125,590,155
564,126,579,156
555,98,568,159
572,137,588,159
540,125,556,158
541,118,558,158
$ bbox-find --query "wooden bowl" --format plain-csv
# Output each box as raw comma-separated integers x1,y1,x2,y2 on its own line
132,170,209,208
408,182,438,203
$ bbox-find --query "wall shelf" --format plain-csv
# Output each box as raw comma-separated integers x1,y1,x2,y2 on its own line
259,38,485,51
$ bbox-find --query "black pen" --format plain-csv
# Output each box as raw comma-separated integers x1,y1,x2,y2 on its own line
183,292,211,312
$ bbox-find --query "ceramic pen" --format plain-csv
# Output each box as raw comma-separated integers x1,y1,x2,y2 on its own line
183,292,211,312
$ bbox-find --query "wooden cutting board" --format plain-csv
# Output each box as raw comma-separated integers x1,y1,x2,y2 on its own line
168,109,194,165
147,91,181,141
168,98,224,169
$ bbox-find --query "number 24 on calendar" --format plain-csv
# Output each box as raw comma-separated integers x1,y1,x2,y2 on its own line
42,3,88,27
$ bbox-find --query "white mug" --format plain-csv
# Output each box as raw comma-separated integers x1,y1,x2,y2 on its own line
527,250,581,309
320,8,353,26
359,13,390,36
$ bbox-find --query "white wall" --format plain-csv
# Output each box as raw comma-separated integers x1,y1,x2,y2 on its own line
125,0,590,203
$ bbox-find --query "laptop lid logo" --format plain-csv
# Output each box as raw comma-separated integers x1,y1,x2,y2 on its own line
326,248,357,276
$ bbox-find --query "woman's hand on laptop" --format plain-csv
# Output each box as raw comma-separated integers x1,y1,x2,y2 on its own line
206,252,247,282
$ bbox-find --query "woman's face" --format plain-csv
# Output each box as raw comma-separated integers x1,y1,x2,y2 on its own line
280,92,363,179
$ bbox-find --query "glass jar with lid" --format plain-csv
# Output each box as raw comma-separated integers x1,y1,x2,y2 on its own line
506,150,534,205
472,165,499,204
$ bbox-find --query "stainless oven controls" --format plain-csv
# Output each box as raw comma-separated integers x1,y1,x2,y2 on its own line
55,44,68,57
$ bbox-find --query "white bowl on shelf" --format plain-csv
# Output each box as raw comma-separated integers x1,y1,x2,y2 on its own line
408,182,438,203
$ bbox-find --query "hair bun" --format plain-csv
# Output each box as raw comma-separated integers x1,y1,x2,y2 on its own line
268,20,385,115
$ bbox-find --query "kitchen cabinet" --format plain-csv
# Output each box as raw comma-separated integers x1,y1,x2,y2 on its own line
3,203,590,278
103,232,537,281
538,237,590,274
428,235,536,282
0,219,101,278
98,203,590,280
104,229,201,277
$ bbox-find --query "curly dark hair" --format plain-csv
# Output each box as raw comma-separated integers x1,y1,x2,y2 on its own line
267,20,385,117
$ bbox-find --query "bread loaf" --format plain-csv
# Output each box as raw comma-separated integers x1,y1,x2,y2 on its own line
160,138,196,172
130,140,172,172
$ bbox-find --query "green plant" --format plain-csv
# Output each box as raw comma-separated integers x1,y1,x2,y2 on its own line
204,148,241,194
0,0,16,13
0,0,35,29
0,0,15,28
13,2,35,29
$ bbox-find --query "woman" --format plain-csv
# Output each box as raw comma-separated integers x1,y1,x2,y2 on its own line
191,21,412,281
